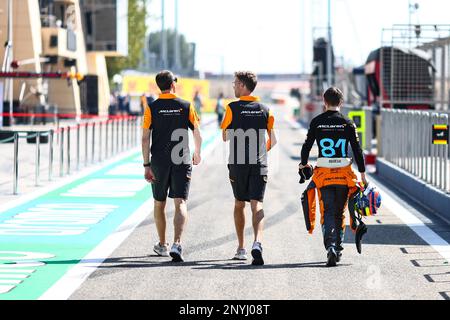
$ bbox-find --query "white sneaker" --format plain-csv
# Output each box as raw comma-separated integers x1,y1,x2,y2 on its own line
170,243,184,262
153,242,169,257
251,242,264,266
233,248,248,260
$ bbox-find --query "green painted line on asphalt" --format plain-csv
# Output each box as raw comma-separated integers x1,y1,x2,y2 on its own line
0,129,221,300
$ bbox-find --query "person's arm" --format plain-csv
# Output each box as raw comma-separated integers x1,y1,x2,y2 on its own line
142,128,151,164
220,105,232,142
266,110,277,151
192,127,202,165
300,120,316,167
189,104,202,165
347,121,367,185
142,128,155,183
142,104,155,183
267,129,277,151
222,130,228,142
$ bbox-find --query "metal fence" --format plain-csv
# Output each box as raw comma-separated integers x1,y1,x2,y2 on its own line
381,26,450,111
380,108,449,193
0,116,142,195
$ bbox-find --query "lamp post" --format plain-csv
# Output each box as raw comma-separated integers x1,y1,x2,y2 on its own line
326,0,333,87
174,0,181,72
408,1,420,47
301,0,306,74
161,0,167,69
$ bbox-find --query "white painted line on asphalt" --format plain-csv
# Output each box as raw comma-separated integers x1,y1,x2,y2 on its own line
38,198,153,300
0,269,35,273
39,131,222,300
287,118,450,263
0,147,141,214
368,176,450,264
0,280,23,285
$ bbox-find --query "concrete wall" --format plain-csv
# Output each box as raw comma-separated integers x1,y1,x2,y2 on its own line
0,0,109,117
0,0,43,107
86,52,110,116
376,158,450,222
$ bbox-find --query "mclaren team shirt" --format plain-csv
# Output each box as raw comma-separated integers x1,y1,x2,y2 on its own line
221,96,275,170
142,93,199,165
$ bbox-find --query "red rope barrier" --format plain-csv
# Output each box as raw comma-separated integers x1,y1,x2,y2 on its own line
1,112,137,120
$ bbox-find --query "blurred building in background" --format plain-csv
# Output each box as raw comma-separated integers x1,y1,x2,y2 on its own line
141,29,197,77
80,0,128,55
0,0,128,125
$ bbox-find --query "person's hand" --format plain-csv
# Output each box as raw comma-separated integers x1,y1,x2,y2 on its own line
298,163,312,171
360,172,368,187
193,151,201,165
144,167,156,183
298,163,313,184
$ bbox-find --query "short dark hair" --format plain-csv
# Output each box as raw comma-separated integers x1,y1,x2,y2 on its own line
323,87,344,107
234,71,258,92
155,70,177,91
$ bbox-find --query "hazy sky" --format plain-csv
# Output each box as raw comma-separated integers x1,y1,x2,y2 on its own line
147,0,450,74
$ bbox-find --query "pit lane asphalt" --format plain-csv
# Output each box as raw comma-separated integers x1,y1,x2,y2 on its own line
70,105,450,300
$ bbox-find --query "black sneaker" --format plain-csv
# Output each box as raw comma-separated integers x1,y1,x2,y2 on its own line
336,245,344,262
169,243,184,262
326,247,337,267
251,242,264,266
336,251,342,263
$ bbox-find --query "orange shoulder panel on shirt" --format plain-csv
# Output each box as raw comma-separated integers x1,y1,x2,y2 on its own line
189,104,200,128
142,103,152,129
267,110,275,131
220,105,233,130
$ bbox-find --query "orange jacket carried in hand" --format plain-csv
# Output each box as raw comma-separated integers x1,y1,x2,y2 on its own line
301,165,359,235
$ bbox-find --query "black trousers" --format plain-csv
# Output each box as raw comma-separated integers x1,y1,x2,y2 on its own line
319,185,349,251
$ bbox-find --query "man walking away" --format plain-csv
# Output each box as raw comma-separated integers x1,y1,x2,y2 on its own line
142,70,202,262
221,71,277,266
300,87,367,267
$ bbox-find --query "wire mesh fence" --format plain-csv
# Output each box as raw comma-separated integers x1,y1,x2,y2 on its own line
380,108,449,193
381,25,450,111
